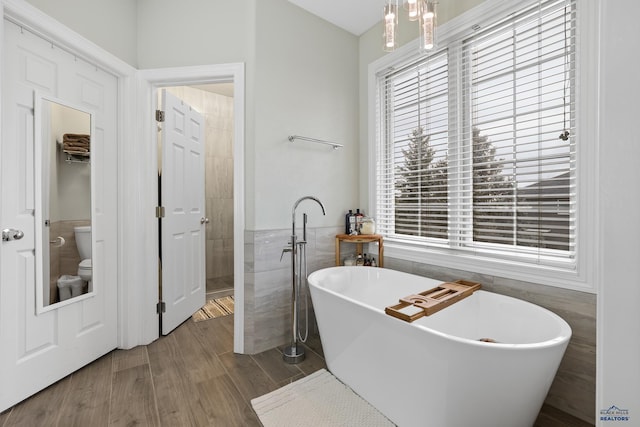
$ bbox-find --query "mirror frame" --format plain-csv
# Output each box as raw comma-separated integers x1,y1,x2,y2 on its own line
34,92,96,314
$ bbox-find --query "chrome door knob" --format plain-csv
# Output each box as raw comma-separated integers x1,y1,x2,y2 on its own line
200,217,210,224
2,228,24,242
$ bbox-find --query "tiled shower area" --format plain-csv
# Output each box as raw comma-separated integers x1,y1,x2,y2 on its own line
166,85,234,296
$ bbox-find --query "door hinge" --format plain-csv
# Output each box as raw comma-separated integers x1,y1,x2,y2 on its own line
156,206,165,218
155,109,165,122
157,301,166,314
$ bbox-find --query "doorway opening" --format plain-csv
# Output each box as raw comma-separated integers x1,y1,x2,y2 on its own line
156,84,235,336
139,62,245,353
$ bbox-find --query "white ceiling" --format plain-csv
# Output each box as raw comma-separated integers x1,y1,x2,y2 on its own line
288,0,385,36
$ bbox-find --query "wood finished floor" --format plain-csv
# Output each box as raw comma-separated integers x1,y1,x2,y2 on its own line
0,313,593,427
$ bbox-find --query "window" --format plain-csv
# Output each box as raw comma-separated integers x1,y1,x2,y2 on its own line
375,0,578,273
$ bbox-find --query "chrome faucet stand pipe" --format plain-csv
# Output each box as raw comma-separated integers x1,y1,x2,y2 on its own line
283,196,325,364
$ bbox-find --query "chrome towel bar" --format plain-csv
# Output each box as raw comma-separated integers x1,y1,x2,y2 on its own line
288,135,343,150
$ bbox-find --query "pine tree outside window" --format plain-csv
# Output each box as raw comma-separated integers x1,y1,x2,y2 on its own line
375,0,576,271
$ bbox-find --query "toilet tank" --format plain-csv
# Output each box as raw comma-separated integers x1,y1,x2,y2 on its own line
74,226,92,260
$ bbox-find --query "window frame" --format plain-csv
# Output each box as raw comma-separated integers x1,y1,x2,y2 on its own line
367,0,598,292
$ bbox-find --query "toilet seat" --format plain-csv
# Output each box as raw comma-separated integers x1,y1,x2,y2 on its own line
78,258,92,284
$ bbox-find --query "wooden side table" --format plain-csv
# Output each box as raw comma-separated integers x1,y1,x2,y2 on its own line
335,234,384,267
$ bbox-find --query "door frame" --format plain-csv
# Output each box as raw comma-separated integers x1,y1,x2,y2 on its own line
137,64,246,353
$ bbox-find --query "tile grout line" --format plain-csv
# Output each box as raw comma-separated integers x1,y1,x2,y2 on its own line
0,407,12,427
249,347,306,387
249,352,280,386
213,342,260,416
55,373,73,426
107,350,114,426
143,346,162,426
190,315,262,422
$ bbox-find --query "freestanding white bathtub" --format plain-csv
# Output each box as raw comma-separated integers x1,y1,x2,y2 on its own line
307,267,571,427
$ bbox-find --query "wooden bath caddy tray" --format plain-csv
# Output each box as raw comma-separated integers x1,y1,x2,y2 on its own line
385,280,481,322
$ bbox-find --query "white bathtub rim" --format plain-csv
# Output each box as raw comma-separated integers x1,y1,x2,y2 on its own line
308,266,572,350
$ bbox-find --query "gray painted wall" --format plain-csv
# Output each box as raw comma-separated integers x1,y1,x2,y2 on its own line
25,0,137,66
135,0,253,69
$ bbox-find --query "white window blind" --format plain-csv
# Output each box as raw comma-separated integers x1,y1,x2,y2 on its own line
376,0,576,268
377,49,451,240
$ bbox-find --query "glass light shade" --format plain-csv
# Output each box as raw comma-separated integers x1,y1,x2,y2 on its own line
419,1,436,51
423,0,436,18
383,2,398,52
404,0,419,21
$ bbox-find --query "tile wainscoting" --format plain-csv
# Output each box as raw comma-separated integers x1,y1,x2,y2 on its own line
243,227,340,354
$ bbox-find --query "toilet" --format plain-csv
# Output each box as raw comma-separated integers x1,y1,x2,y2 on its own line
74,226,92,292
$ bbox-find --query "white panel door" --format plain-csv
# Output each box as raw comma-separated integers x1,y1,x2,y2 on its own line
160,90,206,335
0,21,118,411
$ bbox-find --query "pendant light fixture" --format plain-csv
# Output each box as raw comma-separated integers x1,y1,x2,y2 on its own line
420,1,437,52
384,0,437,53
383,0,398,52
404,0,420,21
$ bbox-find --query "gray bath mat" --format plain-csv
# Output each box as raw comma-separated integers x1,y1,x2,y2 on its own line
251,369,394,427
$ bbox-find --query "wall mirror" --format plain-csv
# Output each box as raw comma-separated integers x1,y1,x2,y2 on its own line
35,94,95,313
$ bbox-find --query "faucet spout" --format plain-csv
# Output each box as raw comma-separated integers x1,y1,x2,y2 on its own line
292,196,325,235
292,196,325,217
